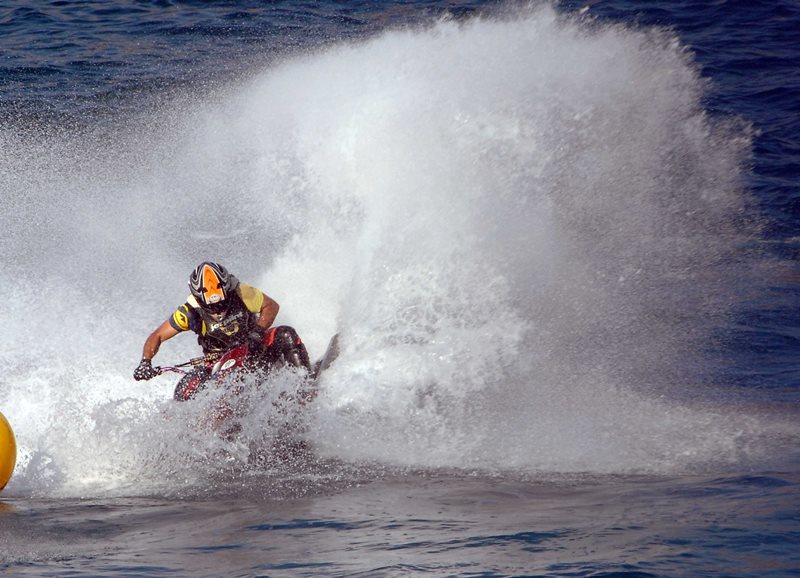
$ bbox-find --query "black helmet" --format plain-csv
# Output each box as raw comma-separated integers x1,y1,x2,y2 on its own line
189,262,239,308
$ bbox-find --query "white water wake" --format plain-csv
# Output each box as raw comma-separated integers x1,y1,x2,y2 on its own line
0,4,785,496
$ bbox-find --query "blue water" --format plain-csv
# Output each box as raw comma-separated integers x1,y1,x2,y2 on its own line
2,1,800,576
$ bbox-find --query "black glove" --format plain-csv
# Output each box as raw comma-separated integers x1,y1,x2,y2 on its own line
246,328,265,354
133,358,160,381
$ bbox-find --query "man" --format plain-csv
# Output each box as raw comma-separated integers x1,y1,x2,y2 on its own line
133,261,311,400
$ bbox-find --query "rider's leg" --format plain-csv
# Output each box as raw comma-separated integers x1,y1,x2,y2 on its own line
264,325,312,372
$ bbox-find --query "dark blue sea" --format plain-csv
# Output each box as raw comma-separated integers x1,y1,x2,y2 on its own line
2,1,800,576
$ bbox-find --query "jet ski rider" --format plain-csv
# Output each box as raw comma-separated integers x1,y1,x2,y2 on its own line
133,261,311,399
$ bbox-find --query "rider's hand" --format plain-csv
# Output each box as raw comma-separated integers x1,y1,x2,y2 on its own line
133,358,160,381
246,329,265,353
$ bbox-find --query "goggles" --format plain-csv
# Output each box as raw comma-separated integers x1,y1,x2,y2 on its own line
204,300,229,315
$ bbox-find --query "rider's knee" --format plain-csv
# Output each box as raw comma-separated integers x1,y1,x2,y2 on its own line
270,326,302,350
267,325,310,371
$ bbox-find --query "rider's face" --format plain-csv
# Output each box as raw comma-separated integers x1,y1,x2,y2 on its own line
204,299,228,319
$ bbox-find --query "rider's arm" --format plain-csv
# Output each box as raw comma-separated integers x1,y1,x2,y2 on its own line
256,292,280,330
142,320,180,360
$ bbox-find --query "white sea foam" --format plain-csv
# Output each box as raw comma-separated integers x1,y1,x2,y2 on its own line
0,5,786,496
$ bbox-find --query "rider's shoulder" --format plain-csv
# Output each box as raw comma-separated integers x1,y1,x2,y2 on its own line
237,282,262,299
170,298,200,332
236,282,265,311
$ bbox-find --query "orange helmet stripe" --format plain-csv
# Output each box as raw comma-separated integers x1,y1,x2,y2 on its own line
202,264,226,304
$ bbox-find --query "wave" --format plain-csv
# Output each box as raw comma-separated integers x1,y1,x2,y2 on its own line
0,4,791,497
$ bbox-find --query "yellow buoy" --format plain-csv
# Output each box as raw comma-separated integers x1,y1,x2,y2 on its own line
0,411,16,491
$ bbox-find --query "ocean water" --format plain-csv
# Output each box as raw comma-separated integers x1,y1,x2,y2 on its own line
1,1,799,576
